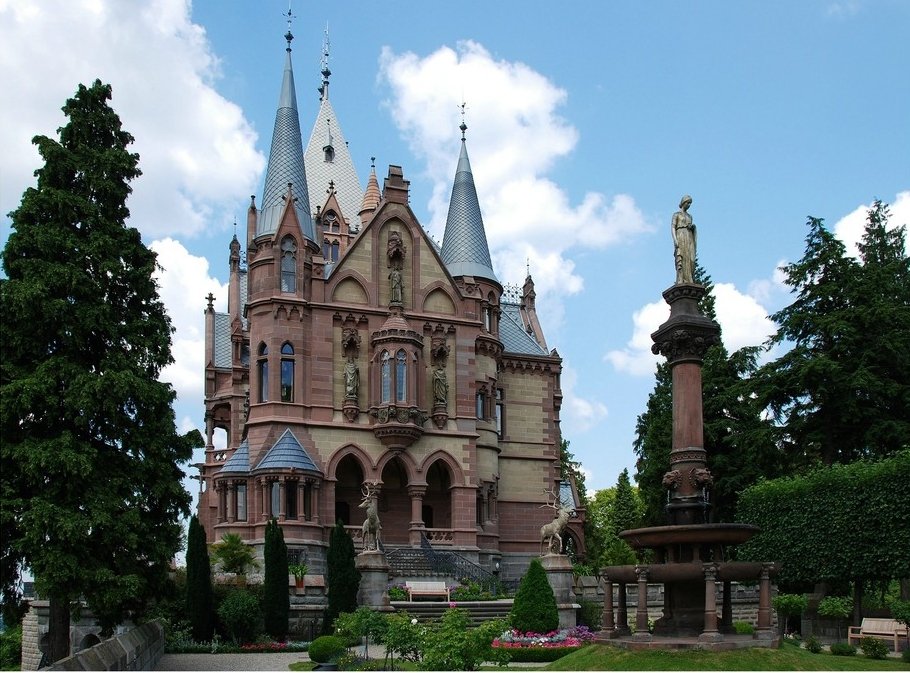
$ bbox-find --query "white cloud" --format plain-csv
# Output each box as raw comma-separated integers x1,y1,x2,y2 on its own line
151,238,227,404
378,41,650,336
833,191,910,258
604,300,668,376
0,0,264,241
560,366,608,433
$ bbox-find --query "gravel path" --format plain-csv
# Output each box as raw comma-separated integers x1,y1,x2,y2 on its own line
155,651,310,671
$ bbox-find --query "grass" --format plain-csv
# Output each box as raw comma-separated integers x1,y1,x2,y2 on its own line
544,642,908,671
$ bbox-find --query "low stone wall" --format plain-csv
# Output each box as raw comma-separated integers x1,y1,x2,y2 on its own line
43,621,164,671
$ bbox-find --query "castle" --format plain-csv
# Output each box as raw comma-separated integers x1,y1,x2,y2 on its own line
195,28,584,583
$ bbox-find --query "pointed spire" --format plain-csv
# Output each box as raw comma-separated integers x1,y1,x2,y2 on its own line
359,157,381,226
440,118,497,282
257,24,316,242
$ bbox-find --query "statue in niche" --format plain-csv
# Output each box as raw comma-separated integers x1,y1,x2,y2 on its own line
389,267,403,304
344,355,359,399
433,365,448,405
671,194,696,284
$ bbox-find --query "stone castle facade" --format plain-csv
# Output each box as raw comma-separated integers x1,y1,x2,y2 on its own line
195,31,584,583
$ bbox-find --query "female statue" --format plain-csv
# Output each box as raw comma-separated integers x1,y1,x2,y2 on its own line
671,195,696,284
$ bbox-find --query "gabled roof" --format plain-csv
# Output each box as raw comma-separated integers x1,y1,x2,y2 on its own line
440,135,497,283
254,428,321,473
257,41,316,243
220,439,250,474
499,301,548,356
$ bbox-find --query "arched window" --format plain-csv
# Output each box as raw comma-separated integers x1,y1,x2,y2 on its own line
235,483,247,521
270,481,280,517
323,239,331,259
380,350,392,403
396,350,407,403
258,343,269,402
280,342,294,402
331,240,339,262
281,236,297,293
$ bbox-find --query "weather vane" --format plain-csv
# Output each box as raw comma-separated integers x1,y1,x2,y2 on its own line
459,100,468,139
284,2,296,44
322,23,331,73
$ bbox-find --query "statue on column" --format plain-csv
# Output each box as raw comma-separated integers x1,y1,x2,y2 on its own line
344,355,359,399
359,483,382,552
387,230,406,306
671,195,696,284
433,365,448,405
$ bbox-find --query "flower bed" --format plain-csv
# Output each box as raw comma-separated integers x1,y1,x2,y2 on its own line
492,625,595,661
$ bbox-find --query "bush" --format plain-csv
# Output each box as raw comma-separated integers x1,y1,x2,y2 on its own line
308,635,347,663
505,645,582,662
733,621,754,635
829,641,856,656
0,624,22,670
387,585,408,601
860,636,889,660
772,593,808,617
451,579,493,601
380,611,423,663
804,635,822,653
421,608,508,670
263,519,289,641
902,648,910,664
217,590,261,643
510,558,558,634
577,599,602,630
890,598,910,627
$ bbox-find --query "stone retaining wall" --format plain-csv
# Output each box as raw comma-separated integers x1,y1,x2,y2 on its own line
43,621,164,671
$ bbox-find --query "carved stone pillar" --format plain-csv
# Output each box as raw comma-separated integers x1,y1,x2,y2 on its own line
602,579,615,634
278,478,287,521
226,482,235,523
634,566,651,640
756,563,774,637
216,482,225,523
260,478,270,521
311,480,321,524
699,563,722,642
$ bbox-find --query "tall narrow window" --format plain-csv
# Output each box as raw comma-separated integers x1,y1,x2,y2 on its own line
258,343,269,402
280,342,294,402
495,389,504,437
323,239,331,259
476,389,486,419
271,481,280,517
286,481,298,519
381,351,391,403
303,482,312,521
483,305,491,332
281,236,297,293
236,483,247,521
331,240,339,262
396,350,407,403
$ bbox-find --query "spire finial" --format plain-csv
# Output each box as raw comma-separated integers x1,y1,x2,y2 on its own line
284,2,295,49
526,257,530,277
370,156,376,169
459,101,468,141
319,22,331,100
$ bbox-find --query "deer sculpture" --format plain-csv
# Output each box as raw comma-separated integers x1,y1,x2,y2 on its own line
540,487,573,555
359,483,381,552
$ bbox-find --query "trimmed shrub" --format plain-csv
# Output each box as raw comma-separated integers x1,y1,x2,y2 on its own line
804,635,822,653
308,635,347,663
860,636,889,660
185,515,214,642
263,519,290,640
733,621,754,635
325,522,360,632
217,590,261,643
506,645,583,662
577,599,602,630
510,558,558,634
829,641,857,656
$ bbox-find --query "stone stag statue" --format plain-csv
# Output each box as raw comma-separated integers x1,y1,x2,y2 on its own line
539,487,573,555
671,194,696,284
359,483,381,552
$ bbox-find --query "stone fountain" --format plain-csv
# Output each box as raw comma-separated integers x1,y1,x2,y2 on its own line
597,197,777,649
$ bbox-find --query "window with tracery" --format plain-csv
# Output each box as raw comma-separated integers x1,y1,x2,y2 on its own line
381,351,392,403
281,236,297,293
396,350,407,403
280,342,294,402
380,349,410,405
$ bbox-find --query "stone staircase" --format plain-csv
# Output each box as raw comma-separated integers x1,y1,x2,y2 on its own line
390,600,513,627
385,546,439,578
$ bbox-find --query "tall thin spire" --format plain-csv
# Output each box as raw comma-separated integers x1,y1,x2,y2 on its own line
256,17,315,242
440,114,497,282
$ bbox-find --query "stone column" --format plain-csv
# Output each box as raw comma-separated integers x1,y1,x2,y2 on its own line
634,566,651,640
699,563,722,642
602,579,615,634
298,480,307,521
756,563,775,639
226,482,235,523
278,479,287,521
216,482,225,523
260,478,270,520
408,486,426,545
311,480,321,524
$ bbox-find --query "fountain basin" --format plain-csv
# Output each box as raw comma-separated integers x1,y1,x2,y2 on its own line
620,523,759,549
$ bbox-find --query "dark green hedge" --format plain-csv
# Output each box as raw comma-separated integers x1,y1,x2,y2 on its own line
736,451,910,586
499,645,583,662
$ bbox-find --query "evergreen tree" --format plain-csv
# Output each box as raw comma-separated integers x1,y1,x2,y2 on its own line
753,206,909,465
586,470,643,568
263,519,289,641
510,558,558,634
634,267,778,525
185,516,214,642
324,521,360,632
0,80,200,661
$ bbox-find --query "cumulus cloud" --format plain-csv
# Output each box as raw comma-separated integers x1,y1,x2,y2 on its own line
378,41,651,336
560,366,609,433
833,190,910,258
0,0,264,241
604,300,669,376
151,238,227,404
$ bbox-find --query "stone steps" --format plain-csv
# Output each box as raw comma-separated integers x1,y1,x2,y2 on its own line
390,600,513,627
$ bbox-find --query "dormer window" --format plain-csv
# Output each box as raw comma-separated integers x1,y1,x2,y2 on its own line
280,236,297,293
324,145,335,162
323,212,340,233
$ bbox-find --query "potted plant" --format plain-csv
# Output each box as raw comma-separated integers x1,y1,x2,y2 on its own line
289,562,308,588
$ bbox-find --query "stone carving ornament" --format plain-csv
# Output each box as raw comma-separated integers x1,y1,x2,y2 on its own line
344,356,359,399
433,365,448,406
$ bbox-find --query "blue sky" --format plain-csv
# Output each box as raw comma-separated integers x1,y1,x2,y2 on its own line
2,0,908,496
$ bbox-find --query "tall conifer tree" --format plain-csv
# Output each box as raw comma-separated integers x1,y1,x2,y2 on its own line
185,516,214,642
0,81,200,661
263,519,289,640
324,521,360,632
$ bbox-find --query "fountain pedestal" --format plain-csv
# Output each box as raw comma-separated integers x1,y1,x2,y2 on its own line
355,551,392,611
540,554,579,628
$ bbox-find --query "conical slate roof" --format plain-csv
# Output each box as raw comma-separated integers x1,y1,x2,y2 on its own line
219,439,250,474
304,82,363,229
257,40,316,242
440,135,497,282
254,428,321,473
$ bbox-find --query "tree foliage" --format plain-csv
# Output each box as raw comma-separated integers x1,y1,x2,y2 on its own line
262,519,289,640
736,451,910,588
210,533,258,575
324,521,360,631
752,206,910,466
586,470,642,568
0,80,199,660
510,558,559,634
185,516,214,642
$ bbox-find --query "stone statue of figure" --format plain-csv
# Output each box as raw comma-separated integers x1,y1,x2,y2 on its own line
433,365,448,405
389,268,403,304
671,194,696,284
344,356,359,399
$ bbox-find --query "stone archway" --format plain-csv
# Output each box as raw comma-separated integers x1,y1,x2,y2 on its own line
379,456,412,545
424,459,453,542
334,454,365,527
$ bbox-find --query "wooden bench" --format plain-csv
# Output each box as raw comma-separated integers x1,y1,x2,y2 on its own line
405,581,450,601
847,618,908,651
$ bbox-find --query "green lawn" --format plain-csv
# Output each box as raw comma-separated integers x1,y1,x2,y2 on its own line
544,642,908,671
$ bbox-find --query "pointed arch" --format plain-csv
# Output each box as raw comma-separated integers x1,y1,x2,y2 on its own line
331,275,369,304
375,449,420,485
423,286,457,315
419,449,466,486
326,443,377,480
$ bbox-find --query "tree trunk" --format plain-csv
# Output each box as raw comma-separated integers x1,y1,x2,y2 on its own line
852,580,864,627
48,595,70,663
901,578,910,601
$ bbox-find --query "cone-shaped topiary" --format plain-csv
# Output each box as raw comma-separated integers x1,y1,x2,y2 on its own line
185,515,214,641
324,521,360,632
263,518,289,640
510,558,558,634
